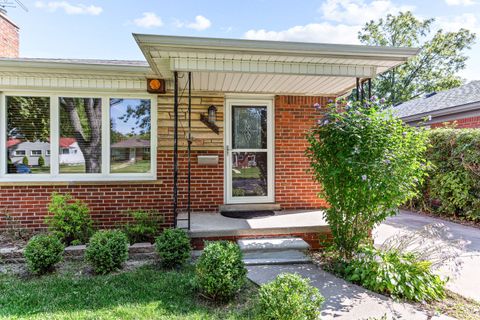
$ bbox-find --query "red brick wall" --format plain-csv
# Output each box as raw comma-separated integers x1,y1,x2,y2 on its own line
274,96,332,209
0,12,19,58
430,116,480,129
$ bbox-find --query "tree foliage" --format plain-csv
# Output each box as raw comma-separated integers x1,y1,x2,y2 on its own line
306,98,429,259
359,12,476,105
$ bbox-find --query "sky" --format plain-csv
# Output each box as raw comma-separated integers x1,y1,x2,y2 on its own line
4,0,480,80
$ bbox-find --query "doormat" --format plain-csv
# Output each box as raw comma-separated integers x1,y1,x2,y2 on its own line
221,210,275,219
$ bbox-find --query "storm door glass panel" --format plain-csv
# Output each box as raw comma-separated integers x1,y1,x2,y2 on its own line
110,98,151,174
6,96,50,174
231,105,268,198
59,97,102,174
232,106,267,149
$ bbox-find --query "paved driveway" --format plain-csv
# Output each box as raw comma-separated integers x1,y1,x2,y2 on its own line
374,210,480,302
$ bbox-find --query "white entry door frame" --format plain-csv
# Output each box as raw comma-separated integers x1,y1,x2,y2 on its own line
225,98,274,204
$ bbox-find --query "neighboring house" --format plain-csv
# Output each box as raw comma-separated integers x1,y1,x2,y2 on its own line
394,81,480,128
0,11,418,237
59,138,85,165
7,139,50,166
111,137,150,163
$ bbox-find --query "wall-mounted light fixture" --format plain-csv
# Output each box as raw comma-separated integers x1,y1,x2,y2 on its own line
200,105,220,135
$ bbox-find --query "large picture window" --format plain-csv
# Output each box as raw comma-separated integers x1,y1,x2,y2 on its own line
5,96,50,175
1,93,156,181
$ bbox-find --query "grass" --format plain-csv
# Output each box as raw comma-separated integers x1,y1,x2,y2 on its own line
111,160,151,173
59,164,85,173
0,265,257,320
232,167,260,179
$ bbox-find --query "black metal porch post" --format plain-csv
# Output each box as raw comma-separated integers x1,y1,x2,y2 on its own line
173,71,179,228
187,72,192,230
368,78,372,99
356,77,360,101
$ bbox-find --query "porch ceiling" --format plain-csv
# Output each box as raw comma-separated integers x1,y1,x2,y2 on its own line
134,34,419,96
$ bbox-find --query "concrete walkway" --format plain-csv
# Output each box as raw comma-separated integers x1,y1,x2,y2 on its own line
374,210,480,302
248,263,453,320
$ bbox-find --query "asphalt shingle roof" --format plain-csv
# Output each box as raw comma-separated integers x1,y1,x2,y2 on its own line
394,81,480,118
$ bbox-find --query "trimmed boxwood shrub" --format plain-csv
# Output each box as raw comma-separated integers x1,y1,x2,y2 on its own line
195,241,247,301
255,273,324,320
155,228,191,268
408,128,480,221
24,234,64,275
85,230,129,275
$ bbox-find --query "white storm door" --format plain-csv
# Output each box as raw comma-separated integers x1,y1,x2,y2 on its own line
225,99,274,204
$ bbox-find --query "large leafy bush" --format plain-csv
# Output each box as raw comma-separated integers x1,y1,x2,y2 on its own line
342,246,446,301
24,234,64,275
408,128,480,221
195,241,247,301
123,210,163,244
45,193,94,245
306,98,428,258
155,228,191,268
255,273,324,320
85,230,129,274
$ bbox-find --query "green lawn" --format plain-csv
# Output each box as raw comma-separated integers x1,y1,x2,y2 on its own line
111,160,151,173
0,266,256,320
232,167,260,179
59,164,85,173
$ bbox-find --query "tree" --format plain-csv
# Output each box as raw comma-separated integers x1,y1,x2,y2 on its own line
306,98,429,259
359,12,476,105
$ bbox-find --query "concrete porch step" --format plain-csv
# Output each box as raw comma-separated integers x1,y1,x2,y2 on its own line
242,250,311,265
219,203,281,212
237,237,310,252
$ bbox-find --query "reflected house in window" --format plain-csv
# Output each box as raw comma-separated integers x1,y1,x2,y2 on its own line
59,137,85,165
111,137,150,163
7,138,50,167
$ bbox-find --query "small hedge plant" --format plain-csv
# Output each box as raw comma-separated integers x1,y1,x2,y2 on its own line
155,228,191,268
343,246,446,301
195,241,247,301
24,234,64,275
45,193,94,245
123,210,163,244
255,273,324,320
85,230,129,275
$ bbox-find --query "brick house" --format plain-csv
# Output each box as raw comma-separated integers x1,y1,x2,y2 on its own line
394,81,480,128
0,13,418,238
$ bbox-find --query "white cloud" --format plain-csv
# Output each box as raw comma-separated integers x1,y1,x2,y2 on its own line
177,15,211,31
445,0,475,6
35,1,102,15
320,0,415,25
244,22,360,44
133,12,163,28
436,13,480,33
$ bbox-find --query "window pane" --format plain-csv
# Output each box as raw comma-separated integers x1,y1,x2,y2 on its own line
232,152,268,197
59,97,102,174
6,96,50,174
232,106,267,149
110,99,151,174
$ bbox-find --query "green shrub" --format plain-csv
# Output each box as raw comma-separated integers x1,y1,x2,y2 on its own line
255,273,324,320
22,156,29,166
85,230,129,275
408,128,480,221
45,193,94,245
195,241,247,301
306,98,429,259
123,210,163,244
343,246,446,301
24,234,64,275
155,228,191,268
38,156,45,167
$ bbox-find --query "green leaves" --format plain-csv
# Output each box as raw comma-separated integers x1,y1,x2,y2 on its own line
358,11,476,105
85,230,129,275
155,228,192,268
24,234,64,275
306,99,429,259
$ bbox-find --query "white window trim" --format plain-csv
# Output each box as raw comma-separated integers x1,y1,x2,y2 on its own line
0,91,157,182
30,150,42,156
14,150,26,156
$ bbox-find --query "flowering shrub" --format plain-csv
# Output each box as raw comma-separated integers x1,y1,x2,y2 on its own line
306,98,429,258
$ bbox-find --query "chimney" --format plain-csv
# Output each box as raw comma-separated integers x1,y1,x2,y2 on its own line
0,9,19,58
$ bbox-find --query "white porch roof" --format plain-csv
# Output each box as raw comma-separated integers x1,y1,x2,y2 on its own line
134,34,419,96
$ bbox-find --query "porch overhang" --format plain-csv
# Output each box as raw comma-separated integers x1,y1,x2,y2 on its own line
134,34,419,96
